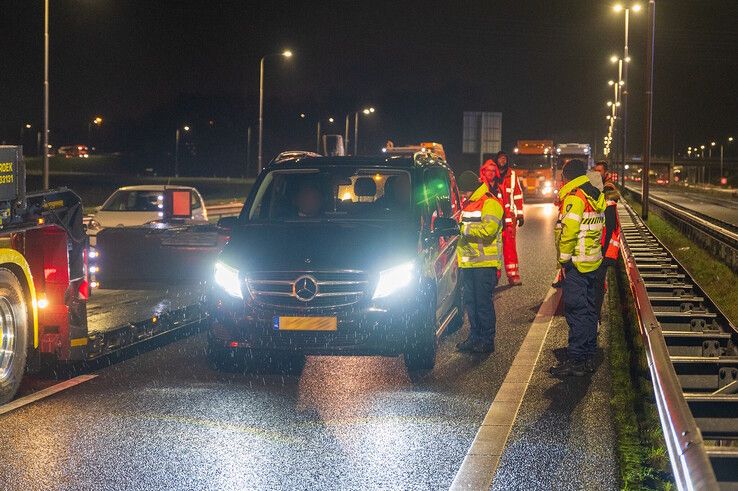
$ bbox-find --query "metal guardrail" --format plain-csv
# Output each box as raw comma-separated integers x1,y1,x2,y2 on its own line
626,186,738,273
206,202,243,219
619,201,738,489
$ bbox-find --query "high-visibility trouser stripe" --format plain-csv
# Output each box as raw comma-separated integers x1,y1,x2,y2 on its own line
506,263,518,270
505,218,513,223
515,210,523,216
513,194,523,199
563,212,581,223
609,239,620,248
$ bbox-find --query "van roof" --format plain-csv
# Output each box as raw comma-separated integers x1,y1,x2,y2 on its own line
267,154,447,170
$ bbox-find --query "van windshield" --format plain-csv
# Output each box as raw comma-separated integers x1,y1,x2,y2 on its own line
246,168,413,222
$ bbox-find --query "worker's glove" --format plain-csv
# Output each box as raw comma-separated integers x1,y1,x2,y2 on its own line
517,216,524,227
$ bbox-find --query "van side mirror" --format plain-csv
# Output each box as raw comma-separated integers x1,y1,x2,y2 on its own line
217,216,239,230
432,217,459,238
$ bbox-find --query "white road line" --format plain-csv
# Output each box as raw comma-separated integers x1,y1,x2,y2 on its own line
0,374,98,416
450,286,561,490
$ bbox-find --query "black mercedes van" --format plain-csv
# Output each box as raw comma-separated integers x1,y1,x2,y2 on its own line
208,152,462,371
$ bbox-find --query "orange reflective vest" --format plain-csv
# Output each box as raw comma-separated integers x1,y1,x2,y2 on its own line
601,198,621,260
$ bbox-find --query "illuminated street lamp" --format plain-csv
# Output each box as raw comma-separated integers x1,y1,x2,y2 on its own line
20,123,32,148
257,49,293,174
174,125,191,178
613,2,642,189
315,116,335,153
88,115,103,147
347,107,376,156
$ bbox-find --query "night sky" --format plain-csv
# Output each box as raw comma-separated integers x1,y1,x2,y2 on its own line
3,0,738,168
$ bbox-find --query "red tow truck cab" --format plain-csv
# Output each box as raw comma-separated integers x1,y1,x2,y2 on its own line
13,189,90,365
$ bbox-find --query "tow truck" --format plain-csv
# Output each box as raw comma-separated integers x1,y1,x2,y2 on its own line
0,146,223,404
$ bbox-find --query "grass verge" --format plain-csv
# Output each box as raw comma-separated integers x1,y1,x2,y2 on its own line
628,200,738,325
608,265,673,490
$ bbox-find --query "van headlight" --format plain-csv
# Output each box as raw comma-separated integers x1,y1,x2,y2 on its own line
373,261,416,299
214,262,243,299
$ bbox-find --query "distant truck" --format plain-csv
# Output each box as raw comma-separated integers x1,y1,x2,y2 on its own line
512,140,555,199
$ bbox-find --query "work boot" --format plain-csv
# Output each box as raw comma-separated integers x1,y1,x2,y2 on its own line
509,278,523,286
585,356,597,374
549,358,586,377
470,340,495,354
456,337,477,352
551,279,562,288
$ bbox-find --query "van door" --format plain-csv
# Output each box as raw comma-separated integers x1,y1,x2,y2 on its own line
423,167,459,322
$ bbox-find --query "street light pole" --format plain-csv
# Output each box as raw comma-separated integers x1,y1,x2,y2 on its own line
620,7,630,188
174,125,189,178
174,128,181,178
344,114,350,155
257,55,265,175
246,125,252,177
353,112,359,156
43,0,50,190
257,50,292,175
316,120,321,154
641,0,655,220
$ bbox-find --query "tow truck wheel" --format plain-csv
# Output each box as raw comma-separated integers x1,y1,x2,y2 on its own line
0,269,29,405
403,296,437,371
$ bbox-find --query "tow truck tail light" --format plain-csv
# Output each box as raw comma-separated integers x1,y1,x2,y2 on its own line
78,279,89,300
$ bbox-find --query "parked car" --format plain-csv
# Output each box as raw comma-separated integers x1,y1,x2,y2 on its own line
86,185,207,244
209,152,463,372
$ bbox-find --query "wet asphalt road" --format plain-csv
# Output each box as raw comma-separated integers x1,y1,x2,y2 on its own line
635,185,738,226
0,204,558,490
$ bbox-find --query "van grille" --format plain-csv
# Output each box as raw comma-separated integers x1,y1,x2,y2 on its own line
246,271,369,310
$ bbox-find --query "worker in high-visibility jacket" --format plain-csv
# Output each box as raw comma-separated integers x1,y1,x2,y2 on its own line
593,161,622,320
495,151,524,285
456,159,505,354
550,159,607,377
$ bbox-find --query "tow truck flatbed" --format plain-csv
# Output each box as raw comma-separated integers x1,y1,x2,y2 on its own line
85,284,207,359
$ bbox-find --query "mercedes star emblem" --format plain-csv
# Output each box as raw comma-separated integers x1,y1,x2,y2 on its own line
293,275,318,302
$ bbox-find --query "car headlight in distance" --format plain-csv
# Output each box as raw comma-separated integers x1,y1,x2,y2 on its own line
214,261,243,299
373,261,416,299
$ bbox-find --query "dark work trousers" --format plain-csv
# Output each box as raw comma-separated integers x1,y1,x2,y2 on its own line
562,264,599,361
594,264,609,322
462,267,498,342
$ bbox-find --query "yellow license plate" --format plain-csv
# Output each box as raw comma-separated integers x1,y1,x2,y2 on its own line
275,316,338,331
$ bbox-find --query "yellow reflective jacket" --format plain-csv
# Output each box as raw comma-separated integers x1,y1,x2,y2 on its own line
457,183,504,269
555,175,607,273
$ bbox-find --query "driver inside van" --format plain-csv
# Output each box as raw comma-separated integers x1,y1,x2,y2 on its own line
294,180,323,218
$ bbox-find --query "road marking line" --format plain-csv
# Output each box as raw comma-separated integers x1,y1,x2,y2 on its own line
450,286,561,490
0,375,97,416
